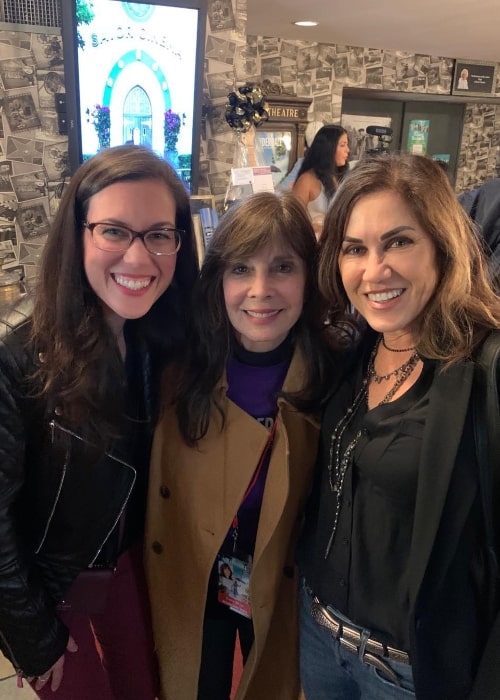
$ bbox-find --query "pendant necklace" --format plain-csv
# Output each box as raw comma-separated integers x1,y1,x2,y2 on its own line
324,336,420,558
367,344,420,399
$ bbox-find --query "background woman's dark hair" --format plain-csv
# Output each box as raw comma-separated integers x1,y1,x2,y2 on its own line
176,191,334,445
31,144,198,441
296,124,349,199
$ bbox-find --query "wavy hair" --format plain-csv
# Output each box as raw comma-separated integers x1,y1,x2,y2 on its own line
319,153,500,365
176,191,334,444
31,144,198,440
296,124,349,199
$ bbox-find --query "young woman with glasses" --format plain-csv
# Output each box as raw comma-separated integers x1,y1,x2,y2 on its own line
0,144,197,698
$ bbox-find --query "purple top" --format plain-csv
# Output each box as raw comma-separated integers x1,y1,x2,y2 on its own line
224,345,290,555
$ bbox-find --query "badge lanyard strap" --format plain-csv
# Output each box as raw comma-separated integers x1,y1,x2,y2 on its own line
232,418,278,552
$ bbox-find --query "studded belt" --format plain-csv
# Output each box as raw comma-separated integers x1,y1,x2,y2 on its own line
310,596,410,686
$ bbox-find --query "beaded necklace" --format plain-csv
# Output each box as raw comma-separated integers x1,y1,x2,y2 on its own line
382,337,416,353
324,337,420,558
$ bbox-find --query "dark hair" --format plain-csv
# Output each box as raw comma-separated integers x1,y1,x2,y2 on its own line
296,124,349,198
319,153,500,365
220,563,233,579
176,191,333,444
31,144,198,440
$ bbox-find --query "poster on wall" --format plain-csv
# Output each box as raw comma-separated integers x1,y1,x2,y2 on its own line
407,119,429,155
255,130,293,188
341,114,392,165
452,59,497,98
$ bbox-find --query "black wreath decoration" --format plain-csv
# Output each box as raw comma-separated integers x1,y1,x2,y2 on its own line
225,84,269,132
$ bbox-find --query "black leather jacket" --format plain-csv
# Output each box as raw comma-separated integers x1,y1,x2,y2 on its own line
0,299,155,678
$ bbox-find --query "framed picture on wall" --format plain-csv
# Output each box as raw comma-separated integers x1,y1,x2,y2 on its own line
452,59,498,98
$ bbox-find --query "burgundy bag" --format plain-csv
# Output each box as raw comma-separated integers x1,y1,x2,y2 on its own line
57,568,114,615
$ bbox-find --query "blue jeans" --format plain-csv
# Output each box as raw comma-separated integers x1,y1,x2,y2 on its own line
299,582,415,700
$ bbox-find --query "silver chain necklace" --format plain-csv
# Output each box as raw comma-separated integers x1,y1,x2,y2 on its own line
324,337,420,559
368,347,420,388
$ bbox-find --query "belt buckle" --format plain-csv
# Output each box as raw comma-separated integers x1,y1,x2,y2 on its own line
310,594,410,676
311,599,362,654
339,624,362,654
311,598,341,638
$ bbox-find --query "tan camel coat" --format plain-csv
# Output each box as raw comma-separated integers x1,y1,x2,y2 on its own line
145,350,319,699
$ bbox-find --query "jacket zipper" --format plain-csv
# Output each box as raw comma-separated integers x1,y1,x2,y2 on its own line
36,420,136,563
34,430,69,555
0,627,24,685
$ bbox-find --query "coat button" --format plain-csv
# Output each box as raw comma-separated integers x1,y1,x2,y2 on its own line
151,541,163,554
283,565,294,579
159,485,171,498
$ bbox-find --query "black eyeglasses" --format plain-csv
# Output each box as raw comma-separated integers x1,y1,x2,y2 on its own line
84,221,183,256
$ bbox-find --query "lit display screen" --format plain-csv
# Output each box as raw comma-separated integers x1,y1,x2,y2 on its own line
64,0,204,190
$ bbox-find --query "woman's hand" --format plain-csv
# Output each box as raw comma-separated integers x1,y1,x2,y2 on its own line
33,636,78,692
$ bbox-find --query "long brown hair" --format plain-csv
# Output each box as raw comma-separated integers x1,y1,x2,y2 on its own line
31,144,198,440
176,191,334,444
319,153,500,364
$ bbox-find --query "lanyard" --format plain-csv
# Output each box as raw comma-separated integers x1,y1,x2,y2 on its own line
231,418,278,549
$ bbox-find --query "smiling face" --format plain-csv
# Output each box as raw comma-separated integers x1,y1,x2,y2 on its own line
339,189,438,346
222,243,306,352
83,179,178,333
335,132,350,167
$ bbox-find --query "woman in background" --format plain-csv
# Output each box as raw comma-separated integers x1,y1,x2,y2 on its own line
292,124,350,237
146,191,336,699
277,120,325,192
0,144,197,698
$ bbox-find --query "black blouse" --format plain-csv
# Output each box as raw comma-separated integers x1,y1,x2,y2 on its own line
300,338,435,651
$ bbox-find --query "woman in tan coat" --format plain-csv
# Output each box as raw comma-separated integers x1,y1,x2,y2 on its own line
145,192,336,699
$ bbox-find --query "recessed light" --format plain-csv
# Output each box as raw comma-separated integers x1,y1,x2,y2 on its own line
293,20,319,27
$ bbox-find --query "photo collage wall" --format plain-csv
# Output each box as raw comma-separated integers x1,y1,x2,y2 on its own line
200,0,500,205
0,27,68,284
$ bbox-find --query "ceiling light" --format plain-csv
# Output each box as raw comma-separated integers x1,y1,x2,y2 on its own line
293,20,319,27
